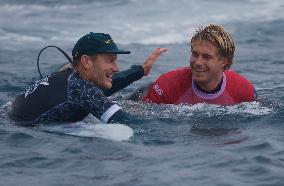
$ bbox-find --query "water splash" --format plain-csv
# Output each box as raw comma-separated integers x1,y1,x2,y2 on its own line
0,101,12,121
0,100,277,140
119,100,273,120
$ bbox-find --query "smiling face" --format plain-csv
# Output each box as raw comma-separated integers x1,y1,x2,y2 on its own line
85,53,119,89
190,40,228,91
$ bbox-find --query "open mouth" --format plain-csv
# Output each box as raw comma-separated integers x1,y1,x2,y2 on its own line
193,68,207,73
106,72,113,80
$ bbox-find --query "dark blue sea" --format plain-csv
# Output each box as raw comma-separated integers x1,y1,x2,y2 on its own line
1,0,284,185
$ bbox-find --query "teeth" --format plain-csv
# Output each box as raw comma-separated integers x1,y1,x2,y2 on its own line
106,73,112,79
195,69,206,72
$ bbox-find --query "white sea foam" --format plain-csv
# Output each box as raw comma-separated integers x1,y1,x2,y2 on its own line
188,101,273,116
121,100,274,121
0,101,12,117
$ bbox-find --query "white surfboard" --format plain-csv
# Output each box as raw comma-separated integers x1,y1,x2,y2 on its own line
40,122,134,141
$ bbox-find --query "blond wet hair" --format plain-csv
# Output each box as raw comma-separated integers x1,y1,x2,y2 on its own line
191,24,235,70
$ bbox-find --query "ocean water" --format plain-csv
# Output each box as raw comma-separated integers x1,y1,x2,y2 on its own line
1,0,284,185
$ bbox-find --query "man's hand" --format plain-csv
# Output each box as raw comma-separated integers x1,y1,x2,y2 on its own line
142,48,168,76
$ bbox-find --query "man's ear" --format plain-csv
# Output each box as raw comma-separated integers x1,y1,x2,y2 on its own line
221,58,230,70
80,55,90,69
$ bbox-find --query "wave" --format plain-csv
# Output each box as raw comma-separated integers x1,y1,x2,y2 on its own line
0,0,284,46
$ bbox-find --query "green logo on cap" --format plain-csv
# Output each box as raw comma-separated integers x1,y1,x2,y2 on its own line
105,39,113,44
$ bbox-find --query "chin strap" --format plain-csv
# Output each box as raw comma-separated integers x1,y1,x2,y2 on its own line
37,45,73,78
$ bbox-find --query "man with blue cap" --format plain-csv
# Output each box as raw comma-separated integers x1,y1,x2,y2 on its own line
9,32,167,124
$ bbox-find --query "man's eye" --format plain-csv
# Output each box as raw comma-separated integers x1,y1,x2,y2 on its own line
192,52,198,57
203,54,212,60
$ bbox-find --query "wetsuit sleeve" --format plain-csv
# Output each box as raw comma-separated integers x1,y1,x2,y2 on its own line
81,90,133,124
103,65,144,97
142,75,170,104
80,87,123,123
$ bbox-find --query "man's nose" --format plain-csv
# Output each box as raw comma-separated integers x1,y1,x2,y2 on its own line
112,63,119,72
190,55,202,65
194,55,205,66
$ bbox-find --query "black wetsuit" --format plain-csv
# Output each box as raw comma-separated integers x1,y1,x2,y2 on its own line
9,65,144,124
